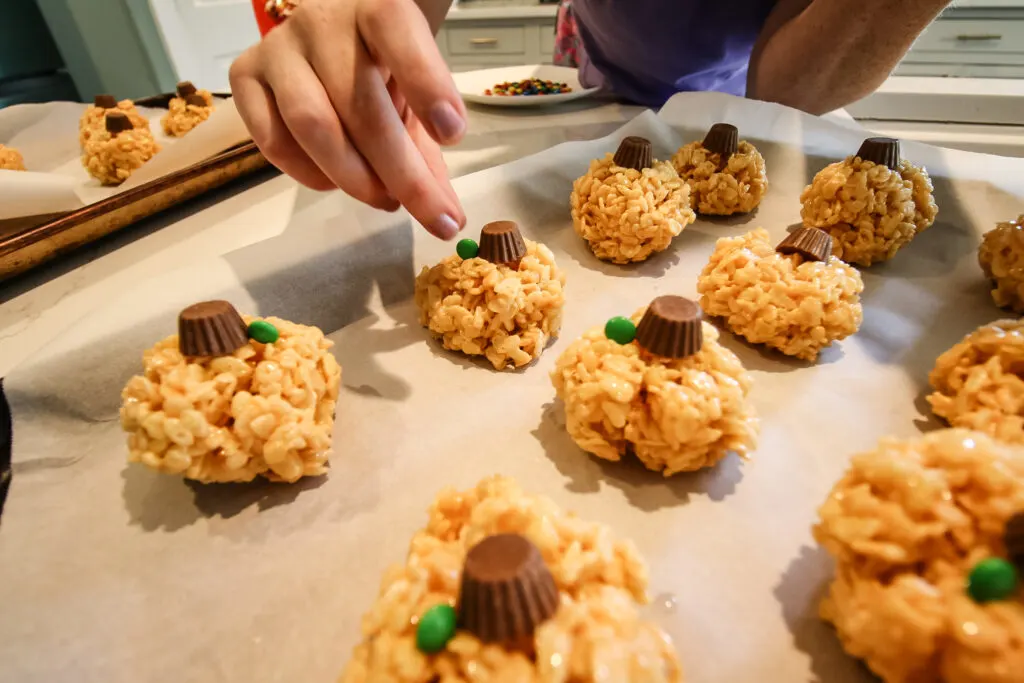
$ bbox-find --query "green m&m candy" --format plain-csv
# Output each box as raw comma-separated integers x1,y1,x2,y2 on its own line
967,557,1018,603
604,316,637,345
456,239,479,260
415,603,457,653
247,320,279,344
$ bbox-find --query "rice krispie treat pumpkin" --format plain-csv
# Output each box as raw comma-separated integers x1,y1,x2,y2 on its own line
339,475,683,683
814,429,1024,683
415,220,566,370
570,136,695,264
697,227,864,361
928,319,1024,445
671,123,768,216
0,144,26,171
82,112,160,186
161,81,215,137
978,214,1024,314
78,94,149,148
800,137,938,267
551,295,758,475
120,300,341,483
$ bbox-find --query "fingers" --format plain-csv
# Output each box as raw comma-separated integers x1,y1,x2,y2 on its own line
307,37,465,239
260,47,399,211
358,0,467,146
230,50,335,192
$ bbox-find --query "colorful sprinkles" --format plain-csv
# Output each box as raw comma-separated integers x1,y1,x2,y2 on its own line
485,78,572,97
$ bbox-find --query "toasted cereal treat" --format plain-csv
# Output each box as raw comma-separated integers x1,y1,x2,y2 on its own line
338,475,684,683
570,136,695,263
120,300,341,483
979,214,1024,314
814,429,1024,683
161,81,215,137
697,227,864,361
79,94,149,148
928,319,1024,445
800,137,938,267
82,112,160,186
671,123,767,216
415,220,566,370
0,144,26,171
551,296,758,475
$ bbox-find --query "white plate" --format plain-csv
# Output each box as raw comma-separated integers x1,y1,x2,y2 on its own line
453,64,598,107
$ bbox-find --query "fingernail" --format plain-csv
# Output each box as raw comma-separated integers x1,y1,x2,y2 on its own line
428,102,466,143
429,213,460,240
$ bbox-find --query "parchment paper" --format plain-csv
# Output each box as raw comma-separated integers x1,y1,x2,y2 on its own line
2,92,1023,683
0,98,250,220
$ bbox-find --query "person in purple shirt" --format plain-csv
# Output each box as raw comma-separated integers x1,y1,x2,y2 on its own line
230,0,951,240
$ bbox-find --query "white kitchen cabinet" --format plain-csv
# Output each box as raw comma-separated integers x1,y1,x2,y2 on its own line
438,4,557,71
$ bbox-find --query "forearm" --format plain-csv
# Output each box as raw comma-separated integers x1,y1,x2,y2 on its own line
414,0,455,33
747,0,951,114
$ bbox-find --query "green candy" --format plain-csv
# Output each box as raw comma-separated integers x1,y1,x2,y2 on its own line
604,316,637,345
456,239,479,260
247,320,279,344
967,557,1018,602
416,604,457,653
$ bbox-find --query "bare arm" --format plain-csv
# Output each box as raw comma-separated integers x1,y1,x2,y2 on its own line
747,0,951,114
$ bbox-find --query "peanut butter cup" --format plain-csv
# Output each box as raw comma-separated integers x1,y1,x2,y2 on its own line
479,221,527,269
178,300,249,357
635,295,703,359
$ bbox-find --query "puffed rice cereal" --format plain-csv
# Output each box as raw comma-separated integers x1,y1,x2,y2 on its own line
120,315,342,483
670,140,767,215
161,91,215,137
81,127,160,186
570,154,695,263
414,240,566,370
978,214,1024,314
550,309,758,475
814,429,1024,683
928,319,1024,445
0,144,26,171
800,156,938,267
697,228,864,361
78,99,149,147
338,476,683,683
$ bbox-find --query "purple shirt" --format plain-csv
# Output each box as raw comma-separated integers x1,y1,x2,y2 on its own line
572,0,778,107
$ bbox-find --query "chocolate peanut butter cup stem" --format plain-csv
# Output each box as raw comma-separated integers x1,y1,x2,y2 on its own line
178,300,249,357
613,136,653,171
479,220,527,269
635,295,703,359
777,227,833,262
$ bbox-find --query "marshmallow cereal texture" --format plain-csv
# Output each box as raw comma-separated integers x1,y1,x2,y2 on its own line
800,156,938,267
120,316,342,483
814,429,1024,683
670,140,767,215
0,144,26,171
978,214,1024,313
414,239,566,370
928,319,1024,445
570,154,695,263
82,127,161,186
78,99,149,147
161,91,215,137
551,309,758,475
697,228,864,361
339,476,683,683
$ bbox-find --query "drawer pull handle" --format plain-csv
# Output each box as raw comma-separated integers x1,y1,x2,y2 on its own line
955,34,1002,41
470,37,499,45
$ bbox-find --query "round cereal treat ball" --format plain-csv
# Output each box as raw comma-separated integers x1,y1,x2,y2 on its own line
928,319,1024,445
979,214,1024,314
161,91,215,137
570,137,695,264
82,113,161,186
0,143,26,171
415,222,566,370
697,227,864,361
338,476,683,683
670,123,768,216
550,300,758,475
814,429,1024,683
800,137,938,267
120,308,342,483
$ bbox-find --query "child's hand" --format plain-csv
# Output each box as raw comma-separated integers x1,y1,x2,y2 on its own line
230,0,467,239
